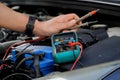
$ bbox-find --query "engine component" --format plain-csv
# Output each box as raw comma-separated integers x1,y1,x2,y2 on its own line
0,40,22,59
77,28,108,48
0,29,8,42
11,44,54,77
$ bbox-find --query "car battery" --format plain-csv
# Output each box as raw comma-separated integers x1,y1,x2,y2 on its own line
11,43,54,76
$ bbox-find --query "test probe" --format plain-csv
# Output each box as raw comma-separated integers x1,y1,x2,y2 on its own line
65,9,100,30
69,21,98,30
76,9,100,23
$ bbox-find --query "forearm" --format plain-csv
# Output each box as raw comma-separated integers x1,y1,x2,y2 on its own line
0,2,80,37
0,3,29,32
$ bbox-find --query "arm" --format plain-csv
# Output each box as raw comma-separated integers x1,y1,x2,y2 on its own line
0,3,80,37
0,3,29,32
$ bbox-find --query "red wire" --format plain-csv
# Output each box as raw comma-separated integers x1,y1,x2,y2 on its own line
2,37,47,60
0,64,7,70
70,42,83,71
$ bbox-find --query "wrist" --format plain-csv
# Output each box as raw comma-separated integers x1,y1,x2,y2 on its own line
33,20,48,37
25,16,37,36
33,19,43,37
33,19,38,35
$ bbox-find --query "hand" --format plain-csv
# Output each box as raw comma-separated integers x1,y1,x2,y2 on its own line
33,13,80,37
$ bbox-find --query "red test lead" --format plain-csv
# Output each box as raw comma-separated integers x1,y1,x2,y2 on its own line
76,9,100,23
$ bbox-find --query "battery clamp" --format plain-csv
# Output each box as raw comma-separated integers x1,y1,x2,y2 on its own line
51,32,80,64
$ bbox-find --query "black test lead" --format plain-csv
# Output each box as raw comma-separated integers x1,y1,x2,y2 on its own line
69,21,98,30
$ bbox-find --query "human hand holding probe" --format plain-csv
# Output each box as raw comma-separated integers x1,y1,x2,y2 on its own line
0,2,99,37
66,9,100,30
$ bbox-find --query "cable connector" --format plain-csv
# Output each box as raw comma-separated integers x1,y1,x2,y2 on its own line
68,42,81,47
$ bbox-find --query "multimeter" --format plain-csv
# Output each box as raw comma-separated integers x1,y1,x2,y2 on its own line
51,32,80,64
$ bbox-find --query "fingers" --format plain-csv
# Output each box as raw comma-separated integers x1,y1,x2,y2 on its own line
59,20,76,30
59,14,82,31
63,13,79,21
54,13,79,22
65,13,82,25
41,13,80,36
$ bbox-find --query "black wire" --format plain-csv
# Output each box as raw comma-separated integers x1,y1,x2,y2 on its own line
15,44,31,57
2,73,32,80
28,61,34,68
0,30,8,42
15,56,33,70
19,44,31,53
72,47,77,60
7,44,32,61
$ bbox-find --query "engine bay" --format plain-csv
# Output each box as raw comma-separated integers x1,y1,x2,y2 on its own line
0,1,120,80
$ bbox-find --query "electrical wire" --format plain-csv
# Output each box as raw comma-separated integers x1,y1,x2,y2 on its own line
15,56,34,70
2,37,47,60
19,44,31,53
0,64,7,70
2,73,32,80
72,47,84,68
6,44,32,61
0,30,7,42
72,47,77,60
70,42,83,71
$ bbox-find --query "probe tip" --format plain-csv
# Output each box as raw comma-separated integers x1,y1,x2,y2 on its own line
90,9,100,15
96,9,100,12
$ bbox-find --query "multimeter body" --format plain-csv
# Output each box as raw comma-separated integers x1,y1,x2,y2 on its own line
51,32,80,64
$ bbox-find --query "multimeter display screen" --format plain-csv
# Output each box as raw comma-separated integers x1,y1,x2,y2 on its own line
53,32,77,53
